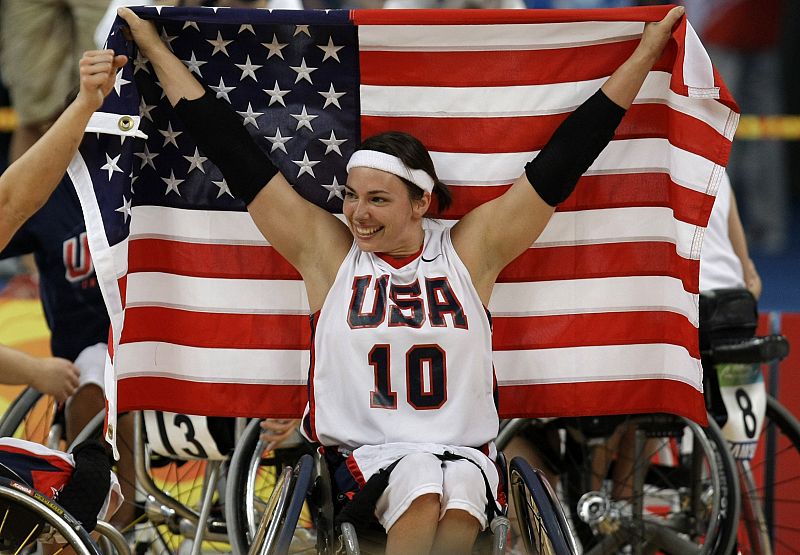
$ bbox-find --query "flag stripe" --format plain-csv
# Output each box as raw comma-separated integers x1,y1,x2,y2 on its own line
494,343,701,389
120,307,311,349
492,311,698,356
441,174,713,227
360,39,651,87
118,378,305,417
115,341,308,383
497,379,706,424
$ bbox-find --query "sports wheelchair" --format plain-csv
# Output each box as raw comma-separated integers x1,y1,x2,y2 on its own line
225,417,579,555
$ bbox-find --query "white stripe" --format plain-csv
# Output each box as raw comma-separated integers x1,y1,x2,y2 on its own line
124,272,309,313
130,205,266,244
537,207,700,259
683,22,719,98
431,139,719,195
494,343,703,391
489,276,699,326
358,21,644,51
115,342,308,384
360,72,735,134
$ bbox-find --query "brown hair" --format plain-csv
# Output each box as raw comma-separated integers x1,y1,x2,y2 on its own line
356,131,452,214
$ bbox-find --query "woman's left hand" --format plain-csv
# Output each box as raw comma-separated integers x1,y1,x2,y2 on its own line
638,6,685,62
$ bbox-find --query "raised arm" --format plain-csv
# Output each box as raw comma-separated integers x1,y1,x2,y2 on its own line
0,50,127,251
452,6,684,303
118,8,351,310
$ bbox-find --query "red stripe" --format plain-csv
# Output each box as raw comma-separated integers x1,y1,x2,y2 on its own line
352,5,673,25
128,239,300,280
360,39,665,88
497,379,707,424
492,311,699,358
117,377,306,417
118,275,127,309
498,242,700,293
439,173,713,228
362,103,729,166
120,307,311,349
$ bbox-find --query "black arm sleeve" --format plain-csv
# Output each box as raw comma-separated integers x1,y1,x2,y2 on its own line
525,89,626,207
174,91,279,205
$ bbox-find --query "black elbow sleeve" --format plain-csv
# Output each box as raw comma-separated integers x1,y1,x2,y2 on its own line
525,89,626,207
174,91,279,205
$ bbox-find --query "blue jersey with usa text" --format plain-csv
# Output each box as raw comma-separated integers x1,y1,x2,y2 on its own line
1,178,109,361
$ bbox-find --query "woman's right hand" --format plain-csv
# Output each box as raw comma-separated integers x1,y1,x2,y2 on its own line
117,7,166,59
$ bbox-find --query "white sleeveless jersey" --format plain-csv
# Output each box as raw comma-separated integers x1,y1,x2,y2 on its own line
302,227,499,449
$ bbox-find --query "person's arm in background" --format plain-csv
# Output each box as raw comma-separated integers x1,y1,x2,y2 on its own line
0,50,127,251
728,189,762,299
0,345,80,402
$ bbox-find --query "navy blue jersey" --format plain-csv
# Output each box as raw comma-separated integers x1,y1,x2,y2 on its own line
1,178,109,361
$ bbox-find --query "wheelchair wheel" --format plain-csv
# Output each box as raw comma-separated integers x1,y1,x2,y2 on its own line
0,387,63,448
737,394,800,555
560,413,739,555
510,456,575,555
273,454,315,555
0,477,101,555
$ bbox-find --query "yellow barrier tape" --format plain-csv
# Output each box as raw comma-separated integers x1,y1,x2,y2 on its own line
0,107,799,138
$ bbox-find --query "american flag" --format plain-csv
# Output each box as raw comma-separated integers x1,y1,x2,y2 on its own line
69,6,737,447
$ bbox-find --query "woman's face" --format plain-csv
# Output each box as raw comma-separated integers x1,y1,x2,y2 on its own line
343,167,430,256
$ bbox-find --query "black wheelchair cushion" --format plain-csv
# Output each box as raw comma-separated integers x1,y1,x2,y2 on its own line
699,288,758,350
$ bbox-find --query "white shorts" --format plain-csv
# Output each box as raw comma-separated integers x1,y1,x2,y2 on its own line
348,442,502,531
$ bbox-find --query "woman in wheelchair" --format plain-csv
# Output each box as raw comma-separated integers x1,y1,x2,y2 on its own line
119,6,683,554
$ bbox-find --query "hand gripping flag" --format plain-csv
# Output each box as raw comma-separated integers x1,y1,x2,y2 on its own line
69,6,738,450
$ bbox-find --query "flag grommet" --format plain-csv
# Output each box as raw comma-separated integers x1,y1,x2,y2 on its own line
117,116,134,132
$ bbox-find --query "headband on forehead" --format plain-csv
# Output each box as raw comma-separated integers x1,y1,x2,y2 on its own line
346,150,435,194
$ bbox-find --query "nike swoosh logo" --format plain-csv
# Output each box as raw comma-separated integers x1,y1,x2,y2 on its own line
421,253,442,262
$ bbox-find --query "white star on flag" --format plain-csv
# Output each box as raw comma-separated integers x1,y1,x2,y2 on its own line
290,105,318,132
262,35,288,59
292,151,319,178
290,58,317,84
266,128,293,153
319,130,347,155
184,147,208,173
319,84,345,109
210,77,236,102
133,51,150,74
183,20,200,31
134,143,159,169
139,98,156,121
212,178,233,198
159,122,183,148
101,153,123,180
181,51,207,77
321,175,344,201
237,103,263,128
239,24,256,35
160,27,178,49
113,69,130,96
207,31,233,56
162,170,185,196
294,25,311,37
116,195,132,223
264,81,290,107
235,55,262,81
317,37,344,62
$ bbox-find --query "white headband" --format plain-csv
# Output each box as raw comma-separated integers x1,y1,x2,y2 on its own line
346,150,435,194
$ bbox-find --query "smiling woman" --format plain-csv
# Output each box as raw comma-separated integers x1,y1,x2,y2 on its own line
118,5,684,554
